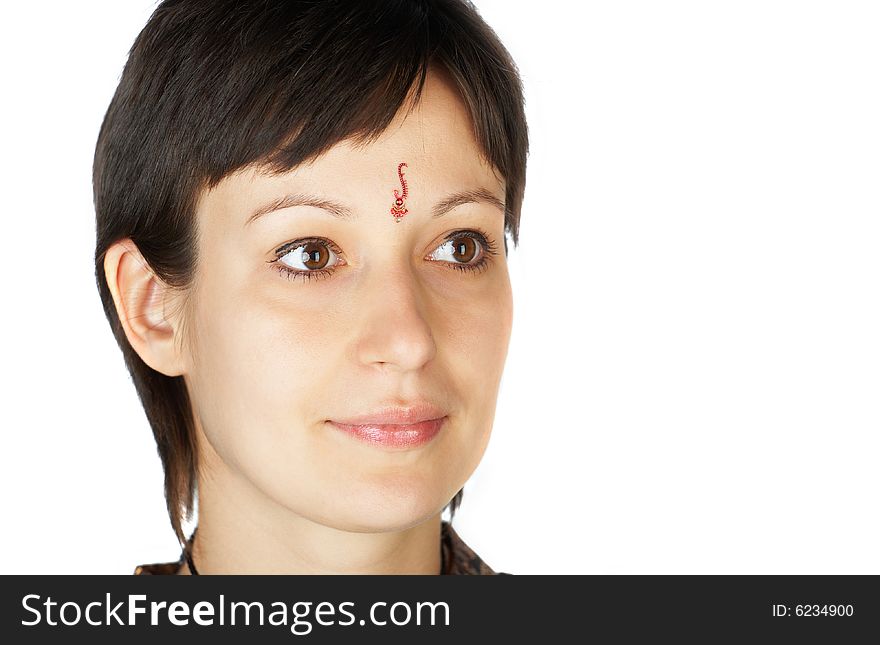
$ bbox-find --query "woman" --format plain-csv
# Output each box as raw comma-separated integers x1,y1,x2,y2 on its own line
94,0,528,574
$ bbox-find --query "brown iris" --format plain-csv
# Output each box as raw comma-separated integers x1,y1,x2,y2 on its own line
450,236,478,263
300,241,331,270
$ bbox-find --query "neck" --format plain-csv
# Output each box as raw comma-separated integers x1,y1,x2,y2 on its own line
182,448,443,575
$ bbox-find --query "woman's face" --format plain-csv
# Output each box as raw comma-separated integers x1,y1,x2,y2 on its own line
180,69,512,532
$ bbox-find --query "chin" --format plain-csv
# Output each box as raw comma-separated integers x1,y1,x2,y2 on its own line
323,473,453,534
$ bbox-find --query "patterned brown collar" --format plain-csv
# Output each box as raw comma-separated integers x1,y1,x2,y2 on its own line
134,520,502,575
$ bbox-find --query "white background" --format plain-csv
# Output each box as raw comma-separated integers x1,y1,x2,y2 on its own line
0,1,877,574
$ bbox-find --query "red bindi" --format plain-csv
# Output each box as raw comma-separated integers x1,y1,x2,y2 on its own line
390,162,409,222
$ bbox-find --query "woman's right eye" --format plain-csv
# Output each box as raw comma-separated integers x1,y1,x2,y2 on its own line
281,240,339,271
267,238,345,282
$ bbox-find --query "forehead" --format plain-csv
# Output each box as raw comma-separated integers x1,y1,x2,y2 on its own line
203,67,503,213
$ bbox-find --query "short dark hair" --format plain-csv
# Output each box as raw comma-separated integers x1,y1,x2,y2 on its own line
94,0,529,546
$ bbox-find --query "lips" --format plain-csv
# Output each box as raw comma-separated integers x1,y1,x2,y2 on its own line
331,402,448,426
328,402,448,449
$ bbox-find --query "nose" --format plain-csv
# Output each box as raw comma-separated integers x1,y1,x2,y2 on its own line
355,265,437,373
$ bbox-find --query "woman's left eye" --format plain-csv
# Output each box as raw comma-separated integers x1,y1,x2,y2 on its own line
426,230,498,273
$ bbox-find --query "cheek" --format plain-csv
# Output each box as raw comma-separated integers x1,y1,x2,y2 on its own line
186,270,343,466
445,273,513,394
438,272,513,468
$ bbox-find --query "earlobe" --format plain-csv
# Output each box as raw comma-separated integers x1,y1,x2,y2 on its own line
103,238,187,377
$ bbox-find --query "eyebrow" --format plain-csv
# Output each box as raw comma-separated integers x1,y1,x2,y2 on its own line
244,187,505,226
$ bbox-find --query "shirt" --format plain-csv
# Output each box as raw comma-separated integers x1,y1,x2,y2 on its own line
133,520,504,575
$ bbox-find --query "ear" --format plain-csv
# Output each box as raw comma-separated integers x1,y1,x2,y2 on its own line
103,238,189,377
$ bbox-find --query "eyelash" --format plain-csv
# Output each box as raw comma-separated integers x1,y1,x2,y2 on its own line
266,229,499,284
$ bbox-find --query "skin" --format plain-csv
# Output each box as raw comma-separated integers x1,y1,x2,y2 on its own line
104,66,513,574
